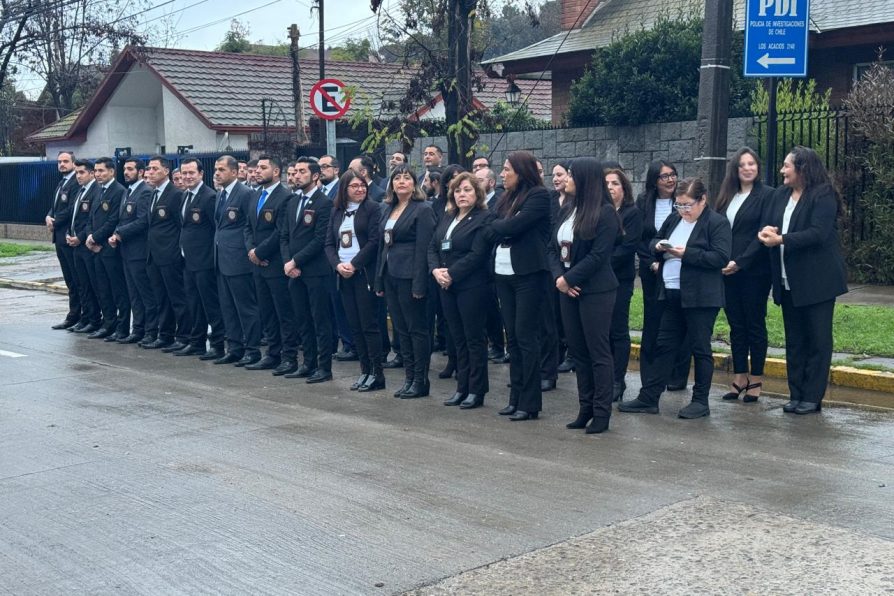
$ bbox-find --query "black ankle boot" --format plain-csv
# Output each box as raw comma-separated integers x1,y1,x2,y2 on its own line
566,409,592,429
394,380,413,397
401,378,430,399
585,417,610,434
438,359,456,379
444,392,467,406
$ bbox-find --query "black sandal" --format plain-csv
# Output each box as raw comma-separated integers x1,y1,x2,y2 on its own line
722,381,747,401
743,382,762,403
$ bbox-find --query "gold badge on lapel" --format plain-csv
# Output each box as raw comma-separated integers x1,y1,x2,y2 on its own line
157,207,167,219
191,210,201,224
263,210,273,223
125,203,134,215
227,208,238,221
101,201,110,212
302,209,315,226
80,201,90,212
340,231,352,248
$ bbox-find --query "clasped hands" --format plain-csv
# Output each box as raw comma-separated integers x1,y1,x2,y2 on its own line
248,248,269,267
432,268,452,289
758,226,783,247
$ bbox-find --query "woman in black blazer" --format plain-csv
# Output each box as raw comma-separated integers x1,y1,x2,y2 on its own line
635,159,691,388
758,146,848,414
428,172,496,410
605,168,642,402
549,157,621,434
485,151,552,421
619,178,731,419
325,170,384,392
375,165,436,398
715,148,774,403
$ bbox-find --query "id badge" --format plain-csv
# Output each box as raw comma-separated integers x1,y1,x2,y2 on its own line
441,239,452,252
155,205,168,220
340,230,353,248
226,207,239,222
190,208,202,224
302,209,316,226
262,208,274,224
124,202,135,216
383,229,393,247
560,240,572,265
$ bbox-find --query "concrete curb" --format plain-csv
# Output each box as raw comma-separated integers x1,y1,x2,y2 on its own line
2,277,892,403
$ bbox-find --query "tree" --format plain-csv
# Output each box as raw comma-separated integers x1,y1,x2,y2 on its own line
568,15,755,126
480,0,560,61
216,19,252,53
329,38,377,62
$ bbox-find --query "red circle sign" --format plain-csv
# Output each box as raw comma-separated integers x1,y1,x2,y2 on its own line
310,78,351,121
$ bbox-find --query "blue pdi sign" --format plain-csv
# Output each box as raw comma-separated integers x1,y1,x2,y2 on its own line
744,0,810,77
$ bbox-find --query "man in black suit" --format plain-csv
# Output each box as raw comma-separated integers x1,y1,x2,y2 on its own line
349,155,385,203
85,157,130,340
144,155,191,351
213,155,263,366
280,157,334,383
246,155,300,375
65,159,102,334
46,151,83,330
319,154,340,200
177,157,225,359
110,158,158,346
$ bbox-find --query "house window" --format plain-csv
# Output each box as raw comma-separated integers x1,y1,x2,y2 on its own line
853,60,894,82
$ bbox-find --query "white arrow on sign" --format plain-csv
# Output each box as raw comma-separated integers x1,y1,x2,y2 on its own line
757,53,797,68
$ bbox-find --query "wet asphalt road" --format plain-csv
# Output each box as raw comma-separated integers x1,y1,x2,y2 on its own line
1,288,892,594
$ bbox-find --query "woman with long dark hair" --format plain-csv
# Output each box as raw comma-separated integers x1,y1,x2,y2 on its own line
635,160,691,389
715,147,775,403
375,164,436,399
485,150,552,421
551,160,574,376
325,170,385,392
605,167,642,402
549,158,621,433
758,146,847,414
429,172,496,410
619,178,731,419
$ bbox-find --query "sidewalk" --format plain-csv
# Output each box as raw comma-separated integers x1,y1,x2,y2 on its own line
2,241,893,403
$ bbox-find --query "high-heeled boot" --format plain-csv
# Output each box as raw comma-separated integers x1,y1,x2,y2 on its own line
566,408,592,429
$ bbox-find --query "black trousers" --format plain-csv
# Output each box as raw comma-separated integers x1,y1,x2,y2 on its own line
426,277,453,359
724,272,771,376
640,269,692,384
541,287,560,380
377,296,399,355
122,257,157,339
610,278,635,383
339,270,383,375
561,289,616,419
95,254,130,335
329,282,355,353
92,255,116,330
290,274,334,372
55,241,81,319
148,258,190,344
385,274,430,382
496,271,547,413
255,273,299,361
72,245,101,326
184,268,226,350
217,272,261,357
484,283,504,352
781,291,835,404
440,283,490,395
639,291,719,405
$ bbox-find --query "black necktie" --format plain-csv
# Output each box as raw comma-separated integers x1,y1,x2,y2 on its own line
70,187,86,235
345,210,356,218
183,191,193,218
216,190,228,222
151,189,160,211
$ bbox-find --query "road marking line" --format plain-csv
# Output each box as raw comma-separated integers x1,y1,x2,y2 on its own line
0,349,26,358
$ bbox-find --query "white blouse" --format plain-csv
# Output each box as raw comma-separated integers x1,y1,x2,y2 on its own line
556,210,576,268
338,202,361,264
726,191,750,227
662,219,697,290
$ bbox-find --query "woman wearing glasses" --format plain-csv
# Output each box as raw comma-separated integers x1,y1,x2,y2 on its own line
635,160,691,389
619,178,731,419
375,165,436,399
325,170,385,392
715,148,775,404
758,146,847,414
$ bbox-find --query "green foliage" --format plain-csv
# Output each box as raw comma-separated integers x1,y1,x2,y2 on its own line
568,15,756,126
751,79,834,165
215,19,289,56
841,59,894,283
329,39,376,62
0,242,54,258
484,100,540,130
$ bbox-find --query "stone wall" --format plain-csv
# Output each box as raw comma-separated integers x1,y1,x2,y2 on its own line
389,117,757,193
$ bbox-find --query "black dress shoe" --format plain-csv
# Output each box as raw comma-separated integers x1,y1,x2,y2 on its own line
678,401,710,419
351,374,370,390
335,350,359,362
444,392,467,406
118,334,144,344
161,341,187,353
306,370,333,384
393,380,413,397
199,348,224,361
213,352,243,365
557,357,575,373
245,356,280,370
52,319,79,330
174,345,207,356
586,417,610,434
438,361,456,379
272,361,298,376
138,336,157,348
540,379,557,392
382,355,404,369
459,393,484,409
74,323,99,334
235,353,261,367
487,347,504,361
104,332,125,342
143,338,173,350
617,398,659,414
666,381,688,391
508,410,538,421
612,381,626,402
794,401,822,415
358,374,386,392
566,410,592,429
498,404,517,416
88,327,114,339
68,321,88,333
492,353,510,364
285,364,316,378
782,400,801,413
400,380,430,398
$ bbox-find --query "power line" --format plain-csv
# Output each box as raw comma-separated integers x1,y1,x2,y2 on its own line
173,0,285,37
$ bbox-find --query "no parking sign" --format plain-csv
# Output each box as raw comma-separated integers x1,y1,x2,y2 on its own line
310,78,351,121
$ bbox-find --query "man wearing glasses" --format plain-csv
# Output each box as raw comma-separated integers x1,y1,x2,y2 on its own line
319,155,340,200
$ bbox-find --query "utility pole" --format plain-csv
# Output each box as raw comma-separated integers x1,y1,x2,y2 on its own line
288,24,310,146
445,0,477,168
312,0,334,156
694,0,733,198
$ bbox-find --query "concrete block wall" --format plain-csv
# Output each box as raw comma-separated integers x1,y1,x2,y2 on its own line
390,117,757,194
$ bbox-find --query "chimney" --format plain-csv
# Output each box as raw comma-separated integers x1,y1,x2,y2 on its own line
561,0,600,30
